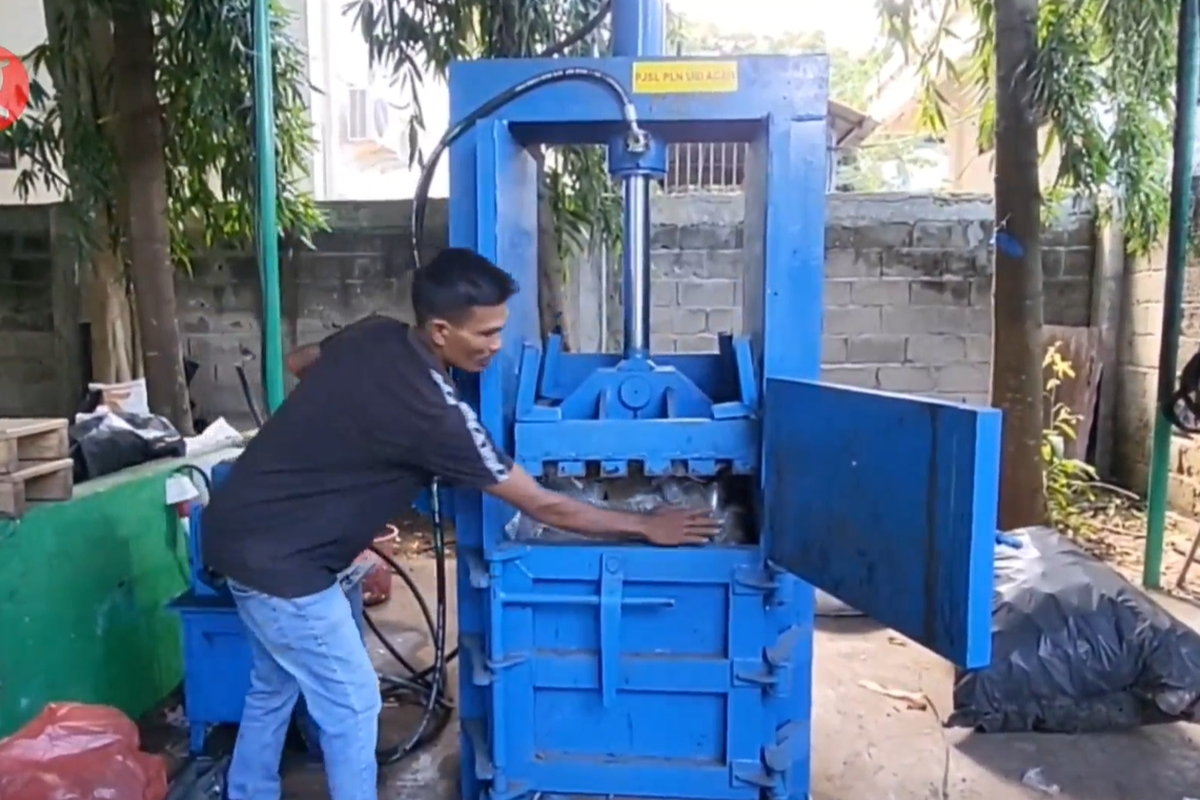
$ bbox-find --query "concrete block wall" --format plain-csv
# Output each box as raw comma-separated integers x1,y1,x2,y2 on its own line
0,206,61,415
1114,190,1200,513
632,193,1095,406
0,194,1097,432
177,202,448,422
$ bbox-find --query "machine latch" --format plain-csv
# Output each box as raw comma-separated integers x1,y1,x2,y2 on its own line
460,634,526,686
731,657,780,688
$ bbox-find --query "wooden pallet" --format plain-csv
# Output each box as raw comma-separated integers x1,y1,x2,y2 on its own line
0,418,73,519
0,418,69,473
0,459,74,519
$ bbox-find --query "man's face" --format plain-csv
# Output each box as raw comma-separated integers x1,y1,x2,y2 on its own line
428,304,508,373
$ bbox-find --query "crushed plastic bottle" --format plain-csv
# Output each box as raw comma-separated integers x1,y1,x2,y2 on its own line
505,475,749,544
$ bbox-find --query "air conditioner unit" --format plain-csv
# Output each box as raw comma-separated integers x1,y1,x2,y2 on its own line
365,86,410,159
345,87,370,143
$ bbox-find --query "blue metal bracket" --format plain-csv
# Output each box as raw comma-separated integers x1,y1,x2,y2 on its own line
599,558,624,708
512,334,761,476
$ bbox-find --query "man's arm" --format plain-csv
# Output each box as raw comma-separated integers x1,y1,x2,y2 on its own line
485,466,651,541
286,315,392,380
286,344,321,379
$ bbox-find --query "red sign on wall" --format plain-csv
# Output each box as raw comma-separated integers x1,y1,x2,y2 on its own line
0,48,31,133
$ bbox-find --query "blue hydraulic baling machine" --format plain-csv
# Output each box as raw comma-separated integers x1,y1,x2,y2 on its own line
436,1,1004,799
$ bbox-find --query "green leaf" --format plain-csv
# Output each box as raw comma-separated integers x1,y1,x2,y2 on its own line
876,0,1179,256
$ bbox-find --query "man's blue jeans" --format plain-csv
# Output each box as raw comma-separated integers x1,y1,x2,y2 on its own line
225,578,381,800
294,580,368,757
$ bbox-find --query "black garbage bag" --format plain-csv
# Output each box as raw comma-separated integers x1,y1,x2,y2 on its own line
165,756,228,800
69,410,187,482
948,525,1200,733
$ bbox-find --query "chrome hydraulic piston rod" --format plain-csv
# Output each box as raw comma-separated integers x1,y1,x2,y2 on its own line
621,174,652,358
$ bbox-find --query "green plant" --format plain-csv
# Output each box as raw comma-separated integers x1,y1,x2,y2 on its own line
1041,342,1098,536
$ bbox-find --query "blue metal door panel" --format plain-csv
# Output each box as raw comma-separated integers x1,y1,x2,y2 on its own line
763,378,1001,669
488,544,784,800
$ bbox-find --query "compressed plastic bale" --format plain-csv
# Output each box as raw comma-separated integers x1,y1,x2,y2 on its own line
506,476,749,544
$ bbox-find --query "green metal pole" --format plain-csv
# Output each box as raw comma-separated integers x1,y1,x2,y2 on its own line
253,0,286,413
1144,0,1199,589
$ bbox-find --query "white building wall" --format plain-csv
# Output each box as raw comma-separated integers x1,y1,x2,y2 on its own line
305,0,450,201
0,0,365,206
1,4,59,205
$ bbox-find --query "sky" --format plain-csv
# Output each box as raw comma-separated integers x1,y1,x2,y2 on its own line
667,0,882,54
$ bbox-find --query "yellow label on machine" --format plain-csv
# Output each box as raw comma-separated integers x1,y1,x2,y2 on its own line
631,61,739,94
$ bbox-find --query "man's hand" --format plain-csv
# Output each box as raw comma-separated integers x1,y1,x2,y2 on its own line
486,465,724,546
637,506,722,546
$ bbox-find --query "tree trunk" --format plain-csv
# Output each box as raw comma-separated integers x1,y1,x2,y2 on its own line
41,2,141,386
84,14,140,385
84,237,137,383
112,2,194,434
992,0,1046,529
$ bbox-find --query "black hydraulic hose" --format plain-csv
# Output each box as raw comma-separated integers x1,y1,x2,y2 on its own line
373,479,451,765
234,365,265,428
410,66,646,268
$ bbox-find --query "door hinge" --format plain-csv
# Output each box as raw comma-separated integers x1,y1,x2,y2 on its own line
464,550,490,588
733,565,779,595
762,721,807,799
731,624,804,696
731,657,780,689
731,722,807,798
730,759,775,790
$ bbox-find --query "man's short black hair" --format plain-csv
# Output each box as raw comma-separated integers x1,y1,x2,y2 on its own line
411,248,519,325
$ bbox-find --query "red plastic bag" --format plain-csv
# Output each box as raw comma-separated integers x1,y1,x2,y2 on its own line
0,702,168,800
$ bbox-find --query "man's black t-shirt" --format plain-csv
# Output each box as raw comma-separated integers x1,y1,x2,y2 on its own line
201,316,513,598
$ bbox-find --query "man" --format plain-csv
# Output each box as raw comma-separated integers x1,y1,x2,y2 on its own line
201,247,721,800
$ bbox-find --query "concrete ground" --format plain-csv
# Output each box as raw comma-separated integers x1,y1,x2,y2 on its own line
283,557,1200,800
